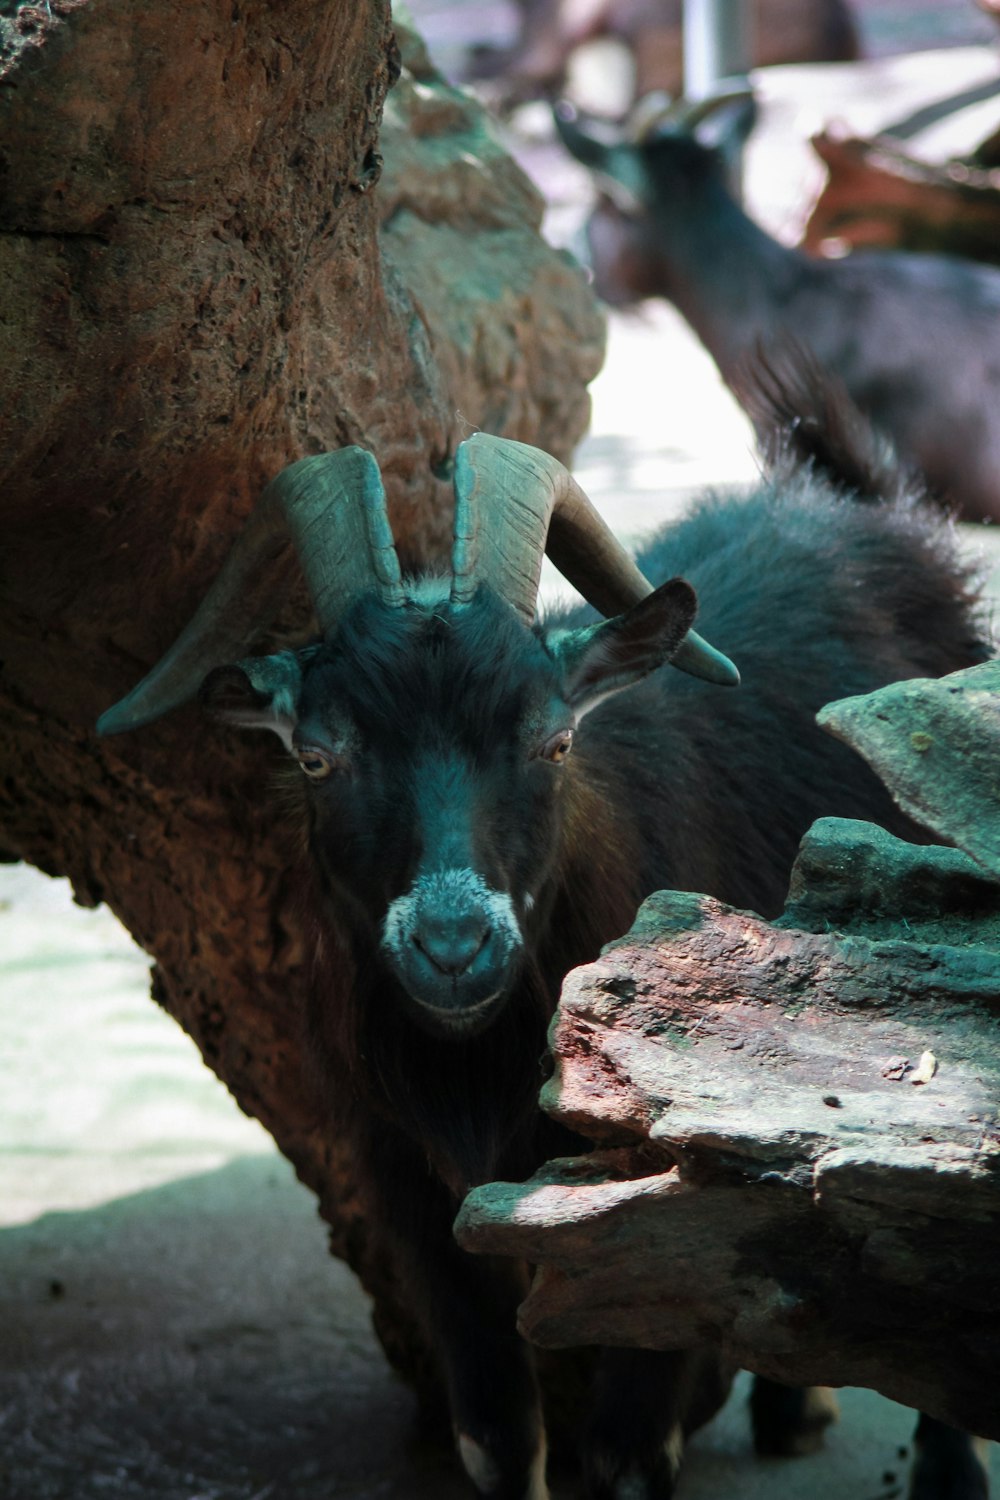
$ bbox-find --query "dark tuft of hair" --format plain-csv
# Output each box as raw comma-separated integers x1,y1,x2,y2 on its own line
732,337,924,508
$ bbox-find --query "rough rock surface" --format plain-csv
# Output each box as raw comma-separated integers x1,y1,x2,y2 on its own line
818,659,1000,879
380,25,602,460
0,0,602,1393
457,666,1000,1438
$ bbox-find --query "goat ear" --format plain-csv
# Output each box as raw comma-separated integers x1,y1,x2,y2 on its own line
553,103,650,211
199,653,303,748
691,93,757,156
553,578,699,719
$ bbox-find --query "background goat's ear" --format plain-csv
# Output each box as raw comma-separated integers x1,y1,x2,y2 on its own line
554,578,699,718
691,93,758,157
199,653,303,748
553,104,650,212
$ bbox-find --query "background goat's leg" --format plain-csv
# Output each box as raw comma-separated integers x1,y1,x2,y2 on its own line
909,1414,990,1500
583,1345,734,1498
750,1376,840,1455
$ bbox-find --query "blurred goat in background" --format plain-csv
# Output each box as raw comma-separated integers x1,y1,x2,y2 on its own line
557,87,1000,522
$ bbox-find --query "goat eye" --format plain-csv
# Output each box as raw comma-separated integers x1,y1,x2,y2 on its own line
295,747,335,780
540,729,574,764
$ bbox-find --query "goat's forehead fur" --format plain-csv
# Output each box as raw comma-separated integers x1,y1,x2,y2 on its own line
297,588,565,740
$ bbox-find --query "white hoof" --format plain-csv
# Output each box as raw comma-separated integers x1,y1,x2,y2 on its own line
456,1431,550,1499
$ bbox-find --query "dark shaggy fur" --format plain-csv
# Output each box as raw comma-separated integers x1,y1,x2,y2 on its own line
283,383,989,1498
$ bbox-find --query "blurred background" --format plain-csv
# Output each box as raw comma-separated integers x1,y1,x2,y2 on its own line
3,3,1000,1497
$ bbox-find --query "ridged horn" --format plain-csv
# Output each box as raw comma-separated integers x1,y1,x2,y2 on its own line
448,433,739,687
661,81,756,135
618,81,756,146
625,90,680,143
98,448,404,736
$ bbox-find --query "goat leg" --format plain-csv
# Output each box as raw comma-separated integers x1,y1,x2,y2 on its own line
583,1346,734,1499
422,1243,548,1499
365,1123,548,1499
909,1414,990,1500
749,1376,839,1456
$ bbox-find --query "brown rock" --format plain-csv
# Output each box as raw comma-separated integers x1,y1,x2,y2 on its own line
0,0,602,1398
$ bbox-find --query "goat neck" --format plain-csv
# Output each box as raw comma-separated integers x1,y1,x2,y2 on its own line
635,137,808,376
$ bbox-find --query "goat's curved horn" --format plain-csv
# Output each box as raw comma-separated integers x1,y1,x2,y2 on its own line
624,84,754,144
449,433,739,687
98,448,404,736
626,90,681,143
668,81,756,135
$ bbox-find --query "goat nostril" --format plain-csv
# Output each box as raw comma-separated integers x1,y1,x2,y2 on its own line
412,923,491,978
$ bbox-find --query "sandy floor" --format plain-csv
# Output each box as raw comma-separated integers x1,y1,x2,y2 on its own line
4,8,1000,1500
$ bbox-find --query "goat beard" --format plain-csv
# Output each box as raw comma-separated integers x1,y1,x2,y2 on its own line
309,931,557,1197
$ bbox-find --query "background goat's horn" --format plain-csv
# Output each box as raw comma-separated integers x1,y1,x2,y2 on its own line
98,448,404,736
626,90,680,143
669,81,756,134
449,433,739,687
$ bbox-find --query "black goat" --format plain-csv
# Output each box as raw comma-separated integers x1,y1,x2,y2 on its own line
556,89,1000,522
99,373,990,1499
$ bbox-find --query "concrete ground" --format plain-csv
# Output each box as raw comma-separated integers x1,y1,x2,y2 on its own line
3,5,1000,1498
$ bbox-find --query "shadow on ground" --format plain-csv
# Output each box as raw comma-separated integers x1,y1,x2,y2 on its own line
0,1154,470,1500
4,1150,996,1500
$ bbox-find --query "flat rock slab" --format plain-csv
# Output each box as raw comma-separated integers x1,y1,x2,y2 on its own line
457,817,1000,1438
